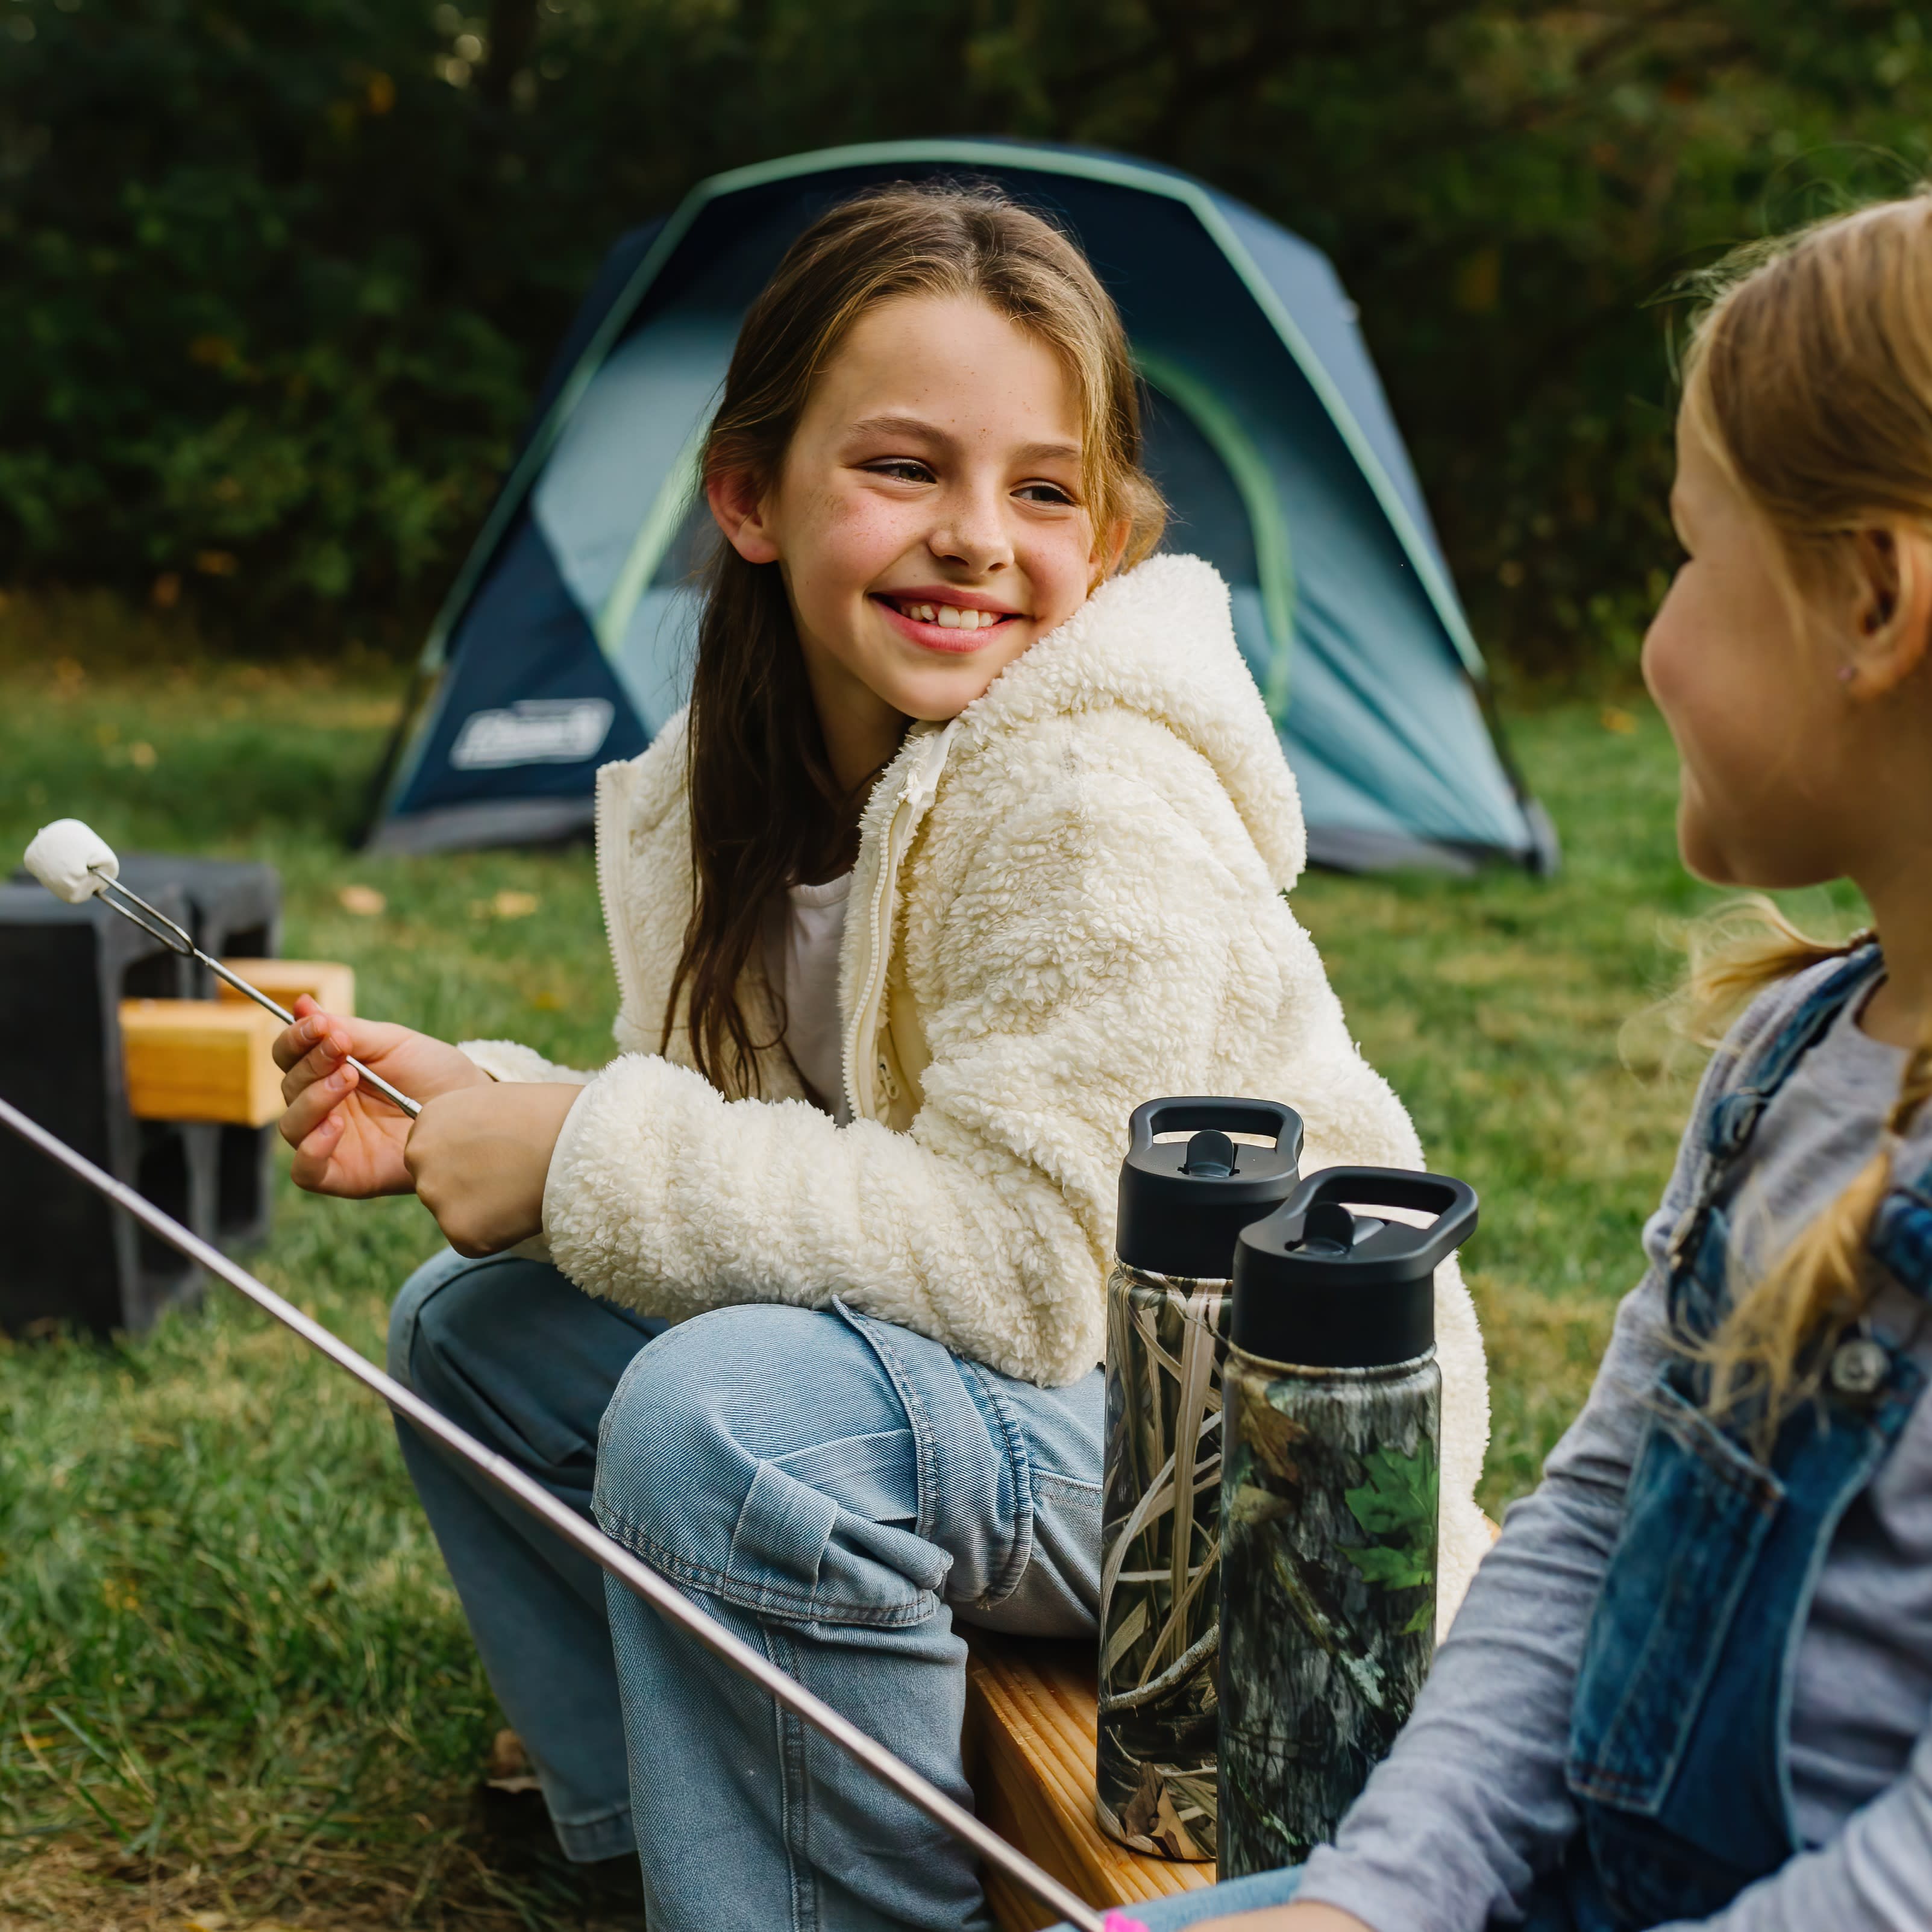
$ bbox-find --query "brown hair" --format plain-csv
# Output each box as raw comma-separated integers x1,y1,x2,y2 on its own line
664,180,1166,1097
1675,195,1932,1440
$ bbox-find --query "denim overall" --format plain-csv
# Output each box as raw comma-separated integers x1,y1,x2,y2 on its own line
1554,943,1928,1930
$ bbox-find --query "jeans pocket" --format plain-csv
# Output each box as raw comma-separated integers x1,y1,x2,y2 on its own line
723,1457,952,1628
1567,1369,1783,1813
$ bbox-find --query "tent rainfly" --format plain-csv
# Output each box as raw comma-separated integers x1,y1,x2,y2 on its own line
365,140,1557,875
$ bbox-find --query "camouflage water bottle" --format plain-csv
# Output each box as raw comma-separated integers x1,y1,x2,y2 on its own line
1097,1097,1304,1861
1218,1167,1478,1880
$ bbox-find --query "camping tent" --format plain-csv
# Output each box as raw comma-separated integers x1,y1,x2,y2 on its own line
365,140,1555,874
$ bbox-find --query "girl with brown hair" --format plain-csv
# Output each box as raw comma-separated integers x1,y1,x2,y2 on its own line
269,182,1488,1930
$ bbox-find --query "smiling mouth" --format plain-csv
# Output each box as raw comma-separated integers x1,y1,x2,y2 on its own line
873,594,1021,634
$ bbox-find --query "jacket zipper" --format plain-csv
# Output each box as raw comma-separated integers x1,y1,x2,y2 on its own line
592,762,638,1024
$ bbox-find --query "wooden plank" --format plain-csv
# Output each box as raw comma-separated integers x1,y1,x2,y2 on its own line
962,1628,1213,1932
217,958,356,1017
121,998,284,1126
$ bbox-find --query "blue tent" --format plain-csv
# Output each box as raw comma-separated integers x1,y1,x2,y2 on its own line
366,140,1555,874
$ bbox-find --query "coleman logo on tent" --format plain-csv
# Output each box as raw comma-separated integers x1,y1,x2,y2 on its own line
450,698,615,771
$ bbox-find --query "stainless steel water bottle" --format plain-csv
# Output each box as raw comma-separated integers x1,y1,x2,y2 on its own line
1217,1167,1478,1880
1097,1097,1305,1861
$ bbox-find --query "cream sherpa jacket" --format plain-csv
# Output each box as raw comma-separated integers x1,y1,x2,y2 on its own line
463,554,1493,1615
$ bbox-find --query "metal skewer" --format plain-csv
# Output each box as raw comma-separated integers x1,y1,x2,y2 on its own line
93,871,421,1120
0,1091,1109,1932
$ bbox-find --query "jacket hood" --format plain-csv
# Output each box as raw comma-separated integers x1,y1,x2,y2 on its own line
953,553,1306,888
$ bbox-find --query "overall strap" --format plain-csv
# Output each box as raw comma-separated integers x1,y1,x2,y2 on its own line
1867,1145,1932,1309
1668,945,1885,1279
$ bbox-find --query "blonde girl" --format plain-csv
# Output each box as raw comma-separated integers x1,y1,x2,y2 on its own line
271,183,1490,1932
1132,195,1932,1932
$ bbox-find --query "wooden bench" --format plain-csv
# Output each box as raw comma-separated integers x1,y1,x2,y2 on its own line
963,1626,1214,1931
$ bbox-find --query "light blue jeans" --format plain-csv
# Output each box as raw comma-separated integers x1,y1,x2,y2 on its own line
387,1248,1105,1932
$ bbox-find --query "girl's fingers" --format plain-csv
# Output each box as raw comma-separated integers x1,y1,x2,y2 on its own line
289,1106,344,1188
274,1007,338,1076
289,1109,357,1195
277,1061,360,1149
279,1023,354,1103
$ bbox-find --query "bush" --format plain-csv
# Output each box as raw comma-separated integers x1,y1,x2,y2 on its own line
4,0,1931,669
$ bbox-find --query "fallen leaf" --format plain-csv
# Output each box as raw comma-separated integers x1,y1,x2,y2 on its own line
337,885,386,917
527,989,562,1011
127,741,157,769
472,889,539,921
1600,705,1637,735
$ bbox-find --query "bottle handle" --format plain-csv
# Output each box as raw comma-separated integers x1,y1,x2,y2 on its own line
1281,1166,1479,1272
1127,1096,1305,1162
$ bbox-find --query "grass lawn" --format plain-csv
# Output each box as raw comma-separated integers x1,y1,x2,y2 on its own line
0,650,1866,1928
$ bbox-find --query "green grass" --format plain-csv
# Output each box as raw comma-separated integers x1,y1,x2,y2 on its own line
0,653,1866,1927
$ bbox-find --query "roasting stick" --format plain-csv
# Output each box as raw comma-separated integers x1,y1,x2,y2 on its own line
101,876,420,1117
0,1092,1115,1932
22,818,419,1119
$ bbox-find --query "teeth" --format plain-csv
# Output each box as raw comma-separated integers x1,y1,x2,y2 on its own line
896,600,1003,630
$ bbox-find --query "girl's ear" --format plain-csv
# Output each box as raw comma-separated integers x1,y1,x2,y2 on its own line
1843,524,1932,697
707,467,782,566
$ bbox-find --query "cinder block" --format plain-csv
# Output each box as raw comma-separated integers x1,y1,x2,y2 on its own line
0,856,287,1334
0,885,208,1335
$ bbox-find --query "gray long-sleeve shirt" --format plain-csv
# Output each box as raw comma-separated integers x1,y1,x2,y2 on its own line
1299,965,1932,1932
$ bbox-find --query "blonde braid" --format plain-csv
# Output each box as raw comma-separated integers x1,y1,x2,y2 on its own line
1676,896,1869,1049
1701,1025,1932,1449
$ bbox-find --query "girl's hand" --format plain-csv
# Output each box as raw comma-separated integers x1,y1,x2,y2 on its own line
1187,1908,1375,1932
275,996,489,1197
404,1081,584,1256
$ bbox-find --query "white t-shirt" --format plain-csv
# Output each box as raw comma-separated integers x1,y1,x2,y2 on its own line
761,871,853,1118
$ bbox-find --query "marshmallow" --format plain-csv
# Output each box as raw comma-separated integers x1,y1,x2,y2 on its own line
24,818,119,905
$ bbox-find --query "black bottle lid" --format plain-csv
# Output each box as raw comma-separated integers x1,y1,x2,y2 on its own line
1114,1098,1305,1280
1231,1167,1479,1369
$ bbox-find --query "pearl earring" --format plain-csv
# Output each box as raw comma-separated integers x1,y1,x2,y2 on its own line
1839,663,1857,684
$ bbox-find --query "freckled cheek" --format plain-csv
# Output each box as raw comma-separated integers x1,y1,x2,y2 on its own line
776,504,881,618
1017,535,1093,629
798,495,926,594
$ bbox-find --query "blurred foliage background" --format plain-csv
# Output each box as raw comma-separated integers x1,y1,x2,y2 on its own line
5,0,1932,673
